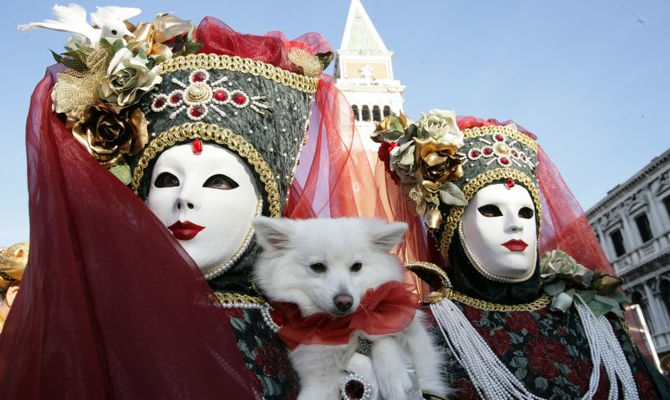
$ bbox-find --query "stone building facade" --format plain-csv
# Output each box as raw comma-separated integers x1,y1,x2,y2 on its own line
587,148,670,368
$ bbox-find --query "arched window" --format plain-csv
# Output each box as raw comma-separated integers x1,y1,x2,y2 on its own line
351,105,359,121
372,105,381,122
383,105,391,118
361,105,370,121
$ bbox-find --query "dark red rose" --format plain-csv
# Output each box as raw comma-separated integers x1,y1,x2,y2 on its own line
525,337,569,379
505,312,539,335
464,306,484,323
479,327,511,356
567,358,593,394
557,327,568,337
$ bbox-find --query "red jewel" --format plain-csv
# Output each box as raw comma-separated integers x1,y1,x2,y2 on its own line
192,71,206,82
233,93,247,105
214,90,228,101
505,178,515,189
192,139,203,155
345,379,365,399
483,147,493,156
500,157,510,165
511,149,518,157
189,105,205,117
153,97,166,108
494,134,504,142
170,93,182,104
521,154,527,161
469,149,481,158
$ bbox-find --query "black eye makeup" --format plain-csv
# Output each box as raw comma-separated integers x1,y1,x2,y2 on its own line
154,172,180,188
478,204,503,217
518,207,534,219
203,174,239,190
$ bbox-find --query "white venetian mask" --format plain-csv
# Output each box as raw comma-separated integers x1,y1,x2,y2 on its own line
459,182,537,282
146,142,261,278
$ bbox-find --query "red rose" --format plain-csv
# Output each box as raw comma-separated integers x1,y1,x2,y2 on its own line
567,358,593,394
463,306,484,323
525,337,569,379
505,312,539,335
479,327,511,356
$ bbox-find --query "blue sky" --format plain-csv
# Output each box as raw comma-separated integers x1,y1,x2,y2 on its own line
2,0,669,244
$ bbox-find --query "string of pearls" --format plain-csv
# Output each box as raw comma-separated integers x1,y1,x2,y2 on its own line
216,299,281,333
339,372,373,400
430,296,640,399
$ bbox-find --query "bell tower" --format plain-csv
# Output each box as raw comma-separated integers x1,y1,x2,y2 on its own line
334,0,405,152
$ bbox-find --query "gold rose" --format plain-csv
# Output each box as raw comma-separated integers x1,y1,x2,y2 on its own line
128,14,193,58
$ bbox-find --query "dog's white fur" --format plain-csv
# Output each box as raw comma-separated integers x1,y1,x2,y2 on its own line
253,217,449,400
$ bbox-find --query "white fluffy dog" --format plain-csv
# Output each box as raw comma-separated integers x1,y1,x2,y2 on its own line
252,217,449,400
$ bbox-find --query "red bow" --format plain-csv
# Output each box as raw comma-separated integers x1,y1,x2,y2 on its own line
272,281,420,350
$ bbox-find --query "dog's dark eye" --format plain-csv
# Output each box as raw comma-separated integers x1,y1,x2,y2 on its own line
309,262,327,273
478,204,502,217
350,262,362,272
203,174,239,190
518,207,534,219
111,29,118,35
154,172,180,188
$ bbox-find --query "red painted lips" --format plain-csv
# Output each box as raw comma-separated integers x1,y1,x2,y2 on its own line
502,239,528,252
168,220,205,240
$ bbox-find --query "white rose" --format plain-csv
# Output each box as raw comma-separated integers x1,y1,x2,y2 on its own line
417,109,463,147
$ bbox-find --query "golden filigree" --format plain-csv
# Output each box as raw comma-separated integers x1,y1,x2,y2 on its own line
463,125,538,153
131,122,281,217
434,287,551,312
405,261,451,289
158,53,320,94
214,291,267,306
439,168,542,258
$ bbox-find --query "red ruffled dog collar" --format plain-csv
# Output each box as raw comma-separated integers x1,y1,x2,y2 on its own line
272,281,420,350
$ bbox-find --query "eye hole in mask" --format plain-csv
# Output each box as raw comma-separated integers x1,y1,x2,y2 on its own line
203,174,239,190
154,172,180,188
477,204,502,217
518,207,534,219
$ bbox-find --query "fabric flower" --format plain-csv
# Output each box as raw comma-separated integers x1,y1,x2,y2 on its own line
479,327,511,356
525,337,569,378
415,109,464,148
100,46,162,107
505,312,539,335
71,102,148,167
415,139,464,186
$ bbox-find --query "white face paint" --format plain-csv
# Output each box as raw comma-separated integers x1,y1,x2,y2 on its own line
146,143,261,276
459,183,537,282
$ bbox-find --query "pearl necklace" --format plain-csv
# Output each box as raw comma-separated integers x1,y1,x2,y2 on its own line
214,291,281,333
430,295,639,399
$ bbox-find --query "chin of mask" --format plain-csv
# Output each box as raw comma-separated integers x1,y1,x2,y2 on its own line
459,183,537,283
146,143,261,277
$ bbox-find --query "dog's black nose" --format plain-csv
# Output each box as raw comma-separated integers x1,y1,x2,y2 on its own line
334,294,353,312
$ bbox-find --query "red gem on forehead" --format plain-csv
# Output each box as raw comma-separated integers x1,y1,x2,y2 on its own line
469,149,481,158
214,90,228,101
233,93,247,105
192,71,206,82
153,97,166,108
494,133,505,142
500,157,510,165
192,139,203,155
505,178,515,189
483,147,493,156
189,105,205,118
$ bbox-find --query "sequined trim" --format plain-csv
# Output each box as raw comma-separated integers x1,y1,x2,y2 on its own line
439,168,542,258
436,287,551,312
131,122,281,218
214,292,266,306
463,125,538,153
158,54,320,94
405,261,451,289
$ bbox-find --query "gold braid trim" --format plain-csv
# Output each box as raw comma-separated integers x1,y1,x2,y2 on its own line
159,54,320,94
406,261,451,289
214,291,267,306
131,122,281,218
438,287,551,312
439,168,542,258
463,125,538,153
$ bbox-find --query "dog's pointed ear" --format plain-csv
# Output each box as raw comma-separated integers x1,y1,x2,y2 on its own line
252,217,293,252
369,220,408,252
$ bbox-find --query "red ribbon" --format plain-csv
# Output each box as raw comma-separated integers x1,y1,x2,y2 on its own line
272,281,420,350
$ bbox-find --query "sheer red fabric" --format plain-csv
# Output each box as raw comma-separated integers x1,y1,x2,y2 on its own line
273,281,419,350
195,17,331,74
0,67,260,399
286,75,387,220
